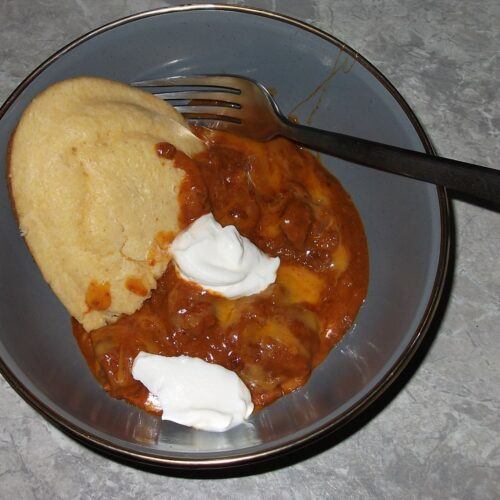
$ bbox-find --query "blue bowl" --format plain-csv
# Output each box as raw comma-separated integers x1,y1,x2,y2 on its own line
0,5,449,469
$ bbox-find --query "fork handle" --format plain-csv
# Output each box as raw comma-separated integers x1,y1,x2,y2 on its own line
282,121,500,206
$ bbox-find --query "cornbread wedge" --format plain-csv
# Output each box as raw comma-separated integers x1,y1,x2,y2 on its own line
9,77,204,331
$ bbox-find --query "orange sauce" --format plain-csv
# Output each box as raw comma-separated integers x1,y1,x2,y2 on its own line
125,278,148,297
85,280,111,311
156,141,177,160
73,128,369,411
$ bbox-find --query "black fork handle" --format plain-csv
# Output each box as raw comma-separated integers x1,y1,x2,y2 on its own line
282,121,500,206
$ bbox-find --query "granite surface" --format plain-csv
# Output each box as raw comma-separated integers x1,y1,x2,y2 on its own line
0,0,499,498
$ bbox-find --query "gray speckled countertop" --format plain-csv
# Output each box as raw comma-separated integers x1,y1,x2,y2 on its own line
1,0,499,498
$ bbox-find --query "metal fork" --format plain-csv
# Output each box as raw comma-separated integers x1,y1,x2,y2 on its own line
133,75,500,206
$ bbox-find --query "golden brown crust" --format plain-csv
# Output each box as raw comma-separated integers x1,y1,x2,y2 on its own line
9,77,205,331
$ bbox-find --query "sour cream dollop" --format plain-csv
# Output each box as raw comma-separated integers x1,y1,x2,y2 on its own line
170,213,280,298
132,352,254,432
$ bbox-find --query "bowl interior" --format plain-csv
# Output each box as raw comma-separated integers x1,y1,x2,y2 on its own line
0,7,444,463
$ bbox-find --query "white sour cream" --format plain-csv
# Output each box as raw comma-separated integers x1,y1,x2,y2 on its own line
170,213,280,298
132,352,254,432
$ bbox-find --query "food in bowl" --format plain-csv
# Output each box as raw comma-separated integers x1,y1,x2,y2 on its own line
9,77,204,332
9,77,368,431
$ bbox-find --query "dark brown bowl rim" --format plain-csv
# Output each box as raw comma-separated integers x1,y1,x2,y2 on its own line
0,4,450,469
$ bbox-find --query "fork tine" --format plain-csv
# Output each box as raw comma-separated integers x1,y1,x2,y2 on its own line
172,105,242,119
132,75,241,93
151,90,242,105
185,118,242,132
133,74,280,141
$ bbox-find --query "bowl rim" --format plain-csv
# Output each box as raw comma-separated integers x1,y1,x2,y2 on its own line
0,3,450,469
